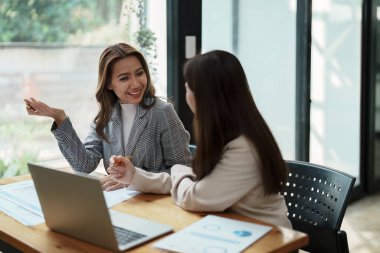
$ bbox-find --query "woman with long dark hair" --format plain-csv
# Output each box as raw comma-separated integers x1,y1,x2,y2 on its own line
170,50,291,227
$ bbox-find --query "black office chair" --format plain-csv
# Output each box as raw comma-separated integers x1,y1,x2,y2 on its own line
0,240,22,253
281,160,355,253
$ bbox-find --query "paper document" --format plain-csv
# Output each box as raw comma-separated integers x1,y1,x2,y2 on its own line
154,215,272,253
103,187,140,208
0,196,45,226
0,180,43,216
0,180,140,226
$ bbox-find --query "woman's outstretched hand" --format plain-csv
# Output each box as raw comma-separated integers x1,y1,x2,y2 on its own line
24,97,67,127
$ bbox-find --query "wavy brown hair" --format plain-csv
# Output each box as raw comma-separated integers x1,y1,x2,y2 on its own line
183,50,287,194
94,43,156,141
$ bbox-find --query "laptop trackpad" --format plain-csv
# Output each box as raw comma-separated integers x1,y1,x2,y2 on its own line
109,210,173,237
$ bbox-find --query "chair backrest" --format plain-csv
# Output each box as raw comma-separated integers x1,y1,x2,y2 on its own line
281,160,355,253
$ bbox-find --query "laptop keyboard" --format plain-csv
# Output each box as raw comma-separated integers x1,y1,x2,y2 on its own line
113,226,147,245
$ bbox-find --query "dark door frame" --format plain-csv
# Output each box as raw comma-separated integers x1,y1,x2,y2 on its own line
167,0,202,144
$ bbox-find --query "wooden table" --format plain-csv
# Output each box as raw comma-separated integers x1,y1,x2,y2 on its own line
0,174,309,253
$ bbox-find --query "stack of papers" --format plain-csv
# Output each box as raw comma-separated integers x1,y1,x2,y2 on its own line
154,215,272,253
0,180,44,226
0,180,139,226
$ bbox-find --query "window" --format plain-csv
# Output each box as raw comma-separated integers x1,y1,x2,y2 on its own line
0,0,166,177
202,0,296,159
310,0,362,180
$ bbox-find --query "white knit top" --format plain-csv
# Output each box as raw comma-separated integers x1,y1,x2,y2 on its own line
120,103,137,148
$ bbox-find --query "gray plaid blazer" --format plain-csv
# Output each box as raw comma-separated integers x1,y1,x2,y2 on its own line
52,99,192,174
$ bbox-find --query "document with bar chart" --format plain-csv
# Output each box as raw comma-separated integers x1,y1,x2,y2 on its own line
154,215,272,253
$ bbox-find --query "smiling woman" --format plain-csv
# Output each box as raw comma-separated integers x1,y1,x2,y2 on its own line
23,43,192,194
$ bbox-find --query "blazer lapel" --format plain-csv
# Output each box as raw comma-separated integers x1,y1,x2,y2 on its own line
125,105,149,156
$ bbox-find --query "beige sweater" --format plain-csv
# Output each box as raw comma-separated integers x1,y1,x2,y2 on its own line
170,135,292,228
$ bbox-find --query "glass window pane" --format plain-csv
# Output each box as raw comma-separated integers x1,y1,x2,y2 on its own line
202,0,296,159
0,0,166,178
310,0,362,182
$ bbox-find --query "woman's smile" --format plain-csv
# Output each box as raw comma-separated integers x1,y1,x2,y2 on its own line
127,88,142,96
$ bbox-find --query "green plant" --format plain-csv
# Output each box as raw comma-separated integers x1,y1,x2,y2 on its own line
127,0,158,80
0,152,38,178
0,117,48,178
135,27,158,75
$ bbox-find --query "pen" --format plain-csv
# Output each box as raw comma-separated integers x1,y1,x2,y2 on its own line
115,156,132,165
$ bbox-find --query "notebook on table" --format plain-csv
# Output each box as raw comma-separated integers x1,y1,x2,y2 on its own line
28,163,172,252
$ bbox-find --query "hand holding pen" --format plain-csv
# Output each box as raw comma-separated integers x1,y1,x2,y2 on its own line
24,97,67,127
107,155,135,184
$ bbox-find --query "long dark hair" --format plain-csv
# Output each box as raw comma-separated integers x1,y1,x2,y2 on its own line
94,43,156,141
183,50,287,194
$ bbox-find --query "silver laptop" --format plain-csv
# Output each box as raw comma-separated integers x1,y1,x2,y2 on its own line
28,163,172,251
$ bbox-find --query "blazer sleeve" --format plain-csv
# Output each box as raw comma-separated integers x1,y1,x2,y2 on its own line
160,103,192,168
129,167,171,194
170,136,262,212
52,118,102,173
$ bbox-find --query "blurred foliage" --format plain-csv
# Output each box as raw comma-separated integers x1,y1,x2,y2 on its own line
0,152,38,178
0,118,48,178
0,0,158,72
0,0,123,42
135,27,157,74
129,0,158,79
0,159,6,178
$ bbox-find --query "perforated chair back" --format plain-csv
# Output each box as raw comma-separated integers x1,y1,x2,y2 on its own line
281,160,355,253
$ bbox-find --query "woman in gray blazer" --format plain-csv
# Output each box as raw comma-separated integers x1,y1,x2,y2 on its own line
24,43,192,193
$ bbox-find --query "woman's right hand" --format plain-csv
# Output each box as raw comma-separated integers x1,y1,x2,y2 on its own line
24,97,67,127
